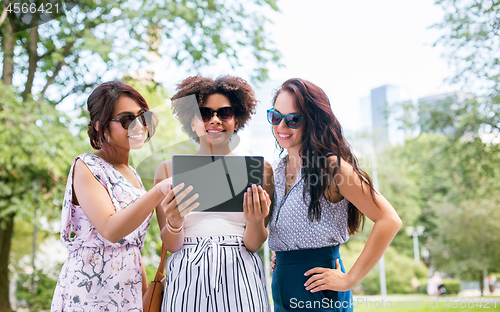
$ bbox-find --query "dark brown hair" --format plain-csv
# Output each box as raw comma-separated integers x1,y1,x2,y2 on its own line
171,75,257,142
87,80,157,155
273,78,375,235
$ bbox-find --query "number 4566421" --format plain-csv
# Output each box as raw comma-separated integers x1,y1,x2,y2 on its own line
6,2,61,15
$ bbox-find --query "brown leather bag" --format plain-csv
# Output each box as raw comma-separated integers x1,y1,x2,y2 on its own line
143,243,167,312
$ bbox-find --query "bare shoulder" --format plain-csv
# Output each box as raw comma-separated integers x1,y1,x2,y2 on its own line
263,160,274,175
73,157,109,205
74,158,95,181
327,155,356,176
154,159,172,181
326,155,367,202
263,160,274,184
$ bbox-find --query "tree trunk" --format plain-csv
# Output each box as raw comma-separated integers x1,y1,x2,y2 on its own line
0,7,8,28
22,23,39,101
0,213,15,312
479,271,484,296
1,21,15,85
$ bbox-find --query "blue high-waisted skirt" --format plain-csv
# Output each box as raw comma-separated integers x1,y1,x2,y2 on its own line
271,245,353,311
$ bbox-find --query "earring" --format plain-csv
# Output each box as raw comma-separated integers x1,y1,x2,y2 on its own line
107,136,110,142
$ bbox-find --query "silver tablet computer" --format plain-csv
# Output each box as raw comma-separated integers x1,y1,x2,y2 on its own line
172,155,264,214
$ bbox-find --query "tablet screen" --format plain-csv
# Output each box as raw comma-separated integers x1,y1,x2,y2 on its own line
172,155,264,214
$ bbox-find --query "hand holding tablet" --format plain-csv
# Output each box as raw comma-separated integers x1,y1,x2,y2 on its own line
159,182,199,228
243,184,272,224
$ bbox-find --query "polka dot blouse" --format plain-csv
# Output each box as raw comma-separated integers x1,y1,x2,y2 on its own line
268,156,350,251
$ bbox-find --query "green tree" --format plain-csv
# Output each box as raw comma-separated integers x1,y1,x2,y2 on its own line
374,145,426,258
341,241,427,295
433,0,500,136
425,2,500,287
429,197,500,296
383,131,500,293
16,267,61,312
435,0,500,91
1,0,280,106
0,82,85,311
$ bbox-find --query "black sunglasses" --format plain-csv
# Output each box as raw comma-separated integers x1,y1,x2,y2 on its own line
267,109,304,129
110,110,153,130
199,107,235,122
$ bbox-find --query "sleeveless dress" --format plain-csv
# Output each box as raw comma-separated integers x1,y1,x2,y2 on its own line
51,153,152,312
161,211,271,312
268,156,353,312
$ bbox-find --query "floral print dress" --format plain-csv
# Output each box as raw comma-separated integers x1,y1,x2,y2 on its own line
51,153,151,312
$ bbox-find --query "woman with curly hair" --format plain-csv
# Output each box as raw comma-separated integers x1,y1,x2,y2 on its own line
155,75,272,311
267,78,402,311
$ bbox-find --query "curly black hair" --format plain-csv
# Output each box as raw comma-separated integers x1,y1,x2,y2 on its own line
171,75,257,142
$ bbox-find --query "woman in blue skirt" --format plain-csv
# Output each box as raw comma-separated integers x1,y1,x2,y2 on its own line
267,78,402,311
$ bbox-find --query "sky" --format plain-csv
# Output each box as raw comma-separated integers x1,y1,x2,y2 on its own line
264,0,454,132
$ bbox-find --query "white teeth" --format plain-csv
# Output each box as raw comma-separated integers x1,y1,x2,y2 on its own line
128,134,143,139
278,133,292,139
207,130,223,133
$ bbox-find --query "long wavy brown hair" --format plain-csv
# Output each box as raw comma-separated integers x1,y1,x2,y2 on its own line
273,78,377,235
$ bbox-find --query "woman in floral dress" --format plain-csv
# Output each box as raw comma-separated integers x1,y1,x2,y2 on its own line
51,81,173,311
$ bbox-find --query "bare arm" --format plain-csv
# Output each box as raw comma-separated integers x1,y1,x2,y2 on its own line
155,161,172,232
154,160,199,253
74,159,171,243
305,156,402,292
243,161,273,253
264,161,275,226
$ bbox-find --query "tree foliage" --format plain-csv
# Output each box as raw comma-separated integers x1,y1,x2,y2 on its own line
380,129,500,290
341,241,427,295
16,267,60,312
434,0,500,90
0,82,85,311
430,197,500,282
433,0,500,136
0,0,280,106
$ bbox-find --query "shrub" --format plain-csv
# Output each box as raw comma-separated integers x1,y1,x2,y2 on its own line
417,280,428,294
340,241,428,295
442,278,461,294
16,269,58,311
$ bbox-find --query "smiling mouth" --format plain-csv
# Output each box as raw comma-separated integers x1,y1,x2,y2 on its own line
206,130,225,135
278,133,292,140
128,133,144,140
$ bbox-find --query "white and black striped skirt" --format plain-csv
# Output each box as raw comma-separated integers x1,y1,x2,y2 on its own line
161,236,271,312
